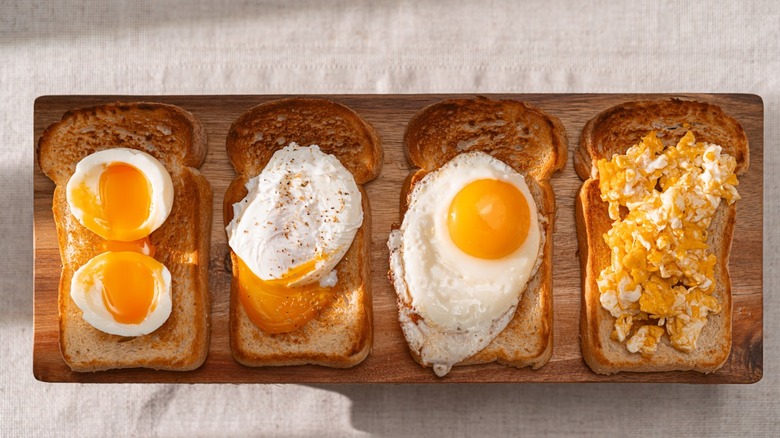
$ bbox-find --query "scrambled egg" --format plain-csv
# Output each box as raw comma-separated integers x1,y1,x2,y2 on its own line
596,131,739,355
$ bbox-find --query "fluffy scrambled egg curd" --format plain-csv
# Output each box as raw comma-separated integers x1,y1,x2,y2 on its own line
596,131,739,355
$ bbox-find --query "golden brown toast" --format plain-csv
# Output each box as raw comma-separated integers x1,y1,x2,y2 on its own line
224,98,382,368
392,97,567,373
575,99,749,374
575,99,749,180
37,102,212,372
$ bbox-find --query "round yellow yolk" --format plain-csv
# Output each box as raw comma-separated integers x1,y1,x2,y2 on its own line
447,179,530,259
237,257,335,334
98,163,152,240
100,252,158,325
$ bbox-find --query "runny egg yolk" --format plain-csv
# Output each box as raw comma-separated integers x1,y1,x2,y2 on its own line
237,257,335,334
100,162,151,237
100,251,158,325
73,162,152,241
101,237,156,257
447,179,530,259
96,166,158,325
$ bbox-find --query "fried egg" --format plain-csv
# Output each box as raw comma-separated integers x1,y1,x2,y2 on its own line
70,251,172,337
66,148,175,336
226,143,362,334
66,148,174,242
388,152,542,376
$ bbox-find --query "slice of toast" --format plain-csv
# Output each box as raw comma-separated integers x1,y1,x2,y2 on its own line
392,96,567,373
575,98,749,374
37,102,212,372
224,98,382,368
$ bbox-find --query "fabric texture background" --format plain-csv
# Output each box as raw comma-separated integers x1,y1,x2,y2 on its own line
1,1,777,436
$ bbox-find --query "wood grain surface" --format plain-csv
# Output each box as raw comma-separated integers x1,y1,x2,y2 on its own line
33,94,764,383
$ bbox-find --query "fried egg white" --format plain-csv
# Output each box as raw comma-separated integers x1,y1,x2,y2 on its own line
388,152,543,376
226,143,363,333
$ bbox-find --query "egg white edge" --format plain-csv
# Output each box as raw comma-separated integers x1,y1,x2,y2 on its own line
387,184,548,377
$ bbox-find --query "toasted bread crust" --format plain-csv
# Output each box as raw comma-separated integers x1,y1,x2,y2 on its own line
393,97,566,373
227,98,382,184
38,102,208,185
577,98,749,180
404,96,567,180
38,102,211,372
225,98,381,368
576,99,746,375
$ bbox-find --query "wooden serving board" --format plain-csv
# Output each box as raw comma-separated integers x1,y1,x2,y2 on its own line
33,94,763,383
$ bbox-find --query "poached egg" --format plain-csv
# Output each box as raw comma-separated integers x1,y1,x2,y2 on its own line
226,143,363,333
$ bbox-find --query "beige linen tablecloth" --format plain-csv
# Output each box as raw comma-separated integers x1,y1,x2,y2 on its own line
2,1,778,436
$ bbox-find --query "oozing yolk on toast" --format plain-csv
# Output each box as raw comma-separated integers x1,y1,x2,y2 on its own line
236,256,335,334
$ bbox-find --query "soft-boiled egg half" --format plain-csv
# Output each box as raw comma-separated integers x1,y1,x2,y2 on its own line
66,148,173,242
226,143,362,334
66,148,174,336
388,152,542,376
71,251,172,336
